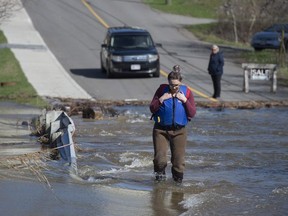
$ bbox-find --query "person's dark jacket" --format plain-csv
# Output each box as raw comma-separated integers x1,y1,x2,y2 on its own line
208,52,224,75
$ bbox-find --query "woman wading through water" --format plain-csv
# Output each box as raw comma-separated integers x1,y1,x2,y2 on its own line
150,65,196,183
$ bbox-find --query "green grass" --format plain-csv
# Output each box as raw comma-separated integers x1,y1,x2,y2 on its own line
186,23,251,49
144,0,288,83
144,0,244,47
0,31,48,107
0,31,7,43
242,50,279,64
144,0,223,19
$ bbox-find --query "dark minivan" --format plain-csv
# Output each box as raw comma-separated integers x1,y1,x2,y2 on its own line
100,26,160,78
251,23,288,51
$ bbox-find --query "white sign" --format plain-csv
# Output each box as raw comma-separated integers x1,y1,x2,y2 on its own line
131,64,141,70
250,68,270,80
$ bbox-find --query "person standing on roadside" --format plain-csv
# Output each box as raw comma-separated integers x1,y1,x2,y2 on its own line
150,66,196,183
208,44,224,99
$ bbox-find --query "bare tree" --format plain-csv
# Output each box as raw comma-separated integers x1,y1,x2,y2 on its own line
221,0,239,43
217,0,288,44
0,0,21,24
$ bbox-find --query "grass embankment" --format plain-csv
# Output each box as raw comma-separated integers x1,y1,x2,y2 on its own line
144,0,221,19
0,30,48,107
145,0,288,83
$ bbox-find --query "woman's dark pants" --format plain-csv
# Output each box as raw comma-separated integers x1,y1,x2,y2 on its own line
153,126,187,182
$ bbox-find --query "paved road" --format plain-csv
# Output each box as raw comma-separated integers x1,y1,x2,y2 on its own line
2,0,288,103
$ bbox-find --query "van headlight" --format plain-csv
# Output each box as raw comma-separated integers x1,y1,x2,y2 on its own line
111,55,122,62
148,54,158,62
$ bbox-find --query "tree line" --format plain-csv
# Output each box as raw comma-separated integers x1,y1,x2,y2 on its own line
3,0,287,44
163,0,287,44
216,0,288,43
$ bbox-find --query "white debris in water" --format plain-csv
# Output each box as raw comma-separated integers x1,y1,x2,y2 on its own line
99,130,115,136
99,168,127,174
124,158,152,168
180,194,204,209
272,187,288,195
126,118,145,123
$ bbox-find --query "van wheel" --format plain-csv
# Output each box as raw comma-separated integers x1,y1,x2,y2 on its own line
153,70,160,78
100,59,106,73
106,67,114,78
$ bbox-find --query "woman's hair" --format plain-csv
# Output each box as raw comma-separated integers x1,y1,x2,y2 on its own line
173,65,181,73
168,71,182,81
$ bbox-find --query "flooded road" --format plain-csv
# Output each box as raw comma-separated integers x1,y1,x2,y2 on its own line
0,103,287,216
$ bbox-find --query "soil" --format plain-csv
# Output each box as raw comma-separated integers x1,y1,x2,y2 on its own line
43,97,288,118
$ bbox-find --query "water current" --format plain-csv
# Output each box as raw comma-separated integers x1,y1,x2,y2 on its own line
0,104,287,216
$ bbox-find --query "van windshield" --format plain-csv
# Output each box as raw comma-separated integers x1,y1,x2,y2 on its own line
110,35,154,49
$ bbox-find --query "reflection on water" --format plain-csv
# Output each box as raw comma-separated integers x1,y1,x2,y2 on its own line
1,105,288,216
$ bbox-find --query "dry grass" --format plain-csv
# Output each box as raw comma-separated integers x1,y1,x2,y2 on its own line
0,151,52,188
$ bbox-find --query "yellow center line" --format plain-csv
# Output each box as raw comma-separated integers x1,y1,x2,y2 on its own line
161,70,217,102
81,0,110,28
81,0,217,102
188,86,218,102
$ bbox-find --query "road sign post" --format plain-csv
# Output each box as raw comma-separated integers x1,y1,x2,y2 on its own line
242,63,277,93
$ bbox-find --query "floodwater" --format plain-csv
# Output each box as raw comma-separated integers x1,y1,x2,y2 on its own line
0,102,287,216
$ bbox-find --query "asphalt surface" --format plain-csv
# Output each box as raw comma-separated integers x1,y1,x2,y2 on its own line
1,4,92,100
1,1,288,105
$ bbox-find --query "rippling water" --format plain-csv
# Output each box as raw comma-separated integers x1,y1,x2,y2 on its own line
1,105,287,216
